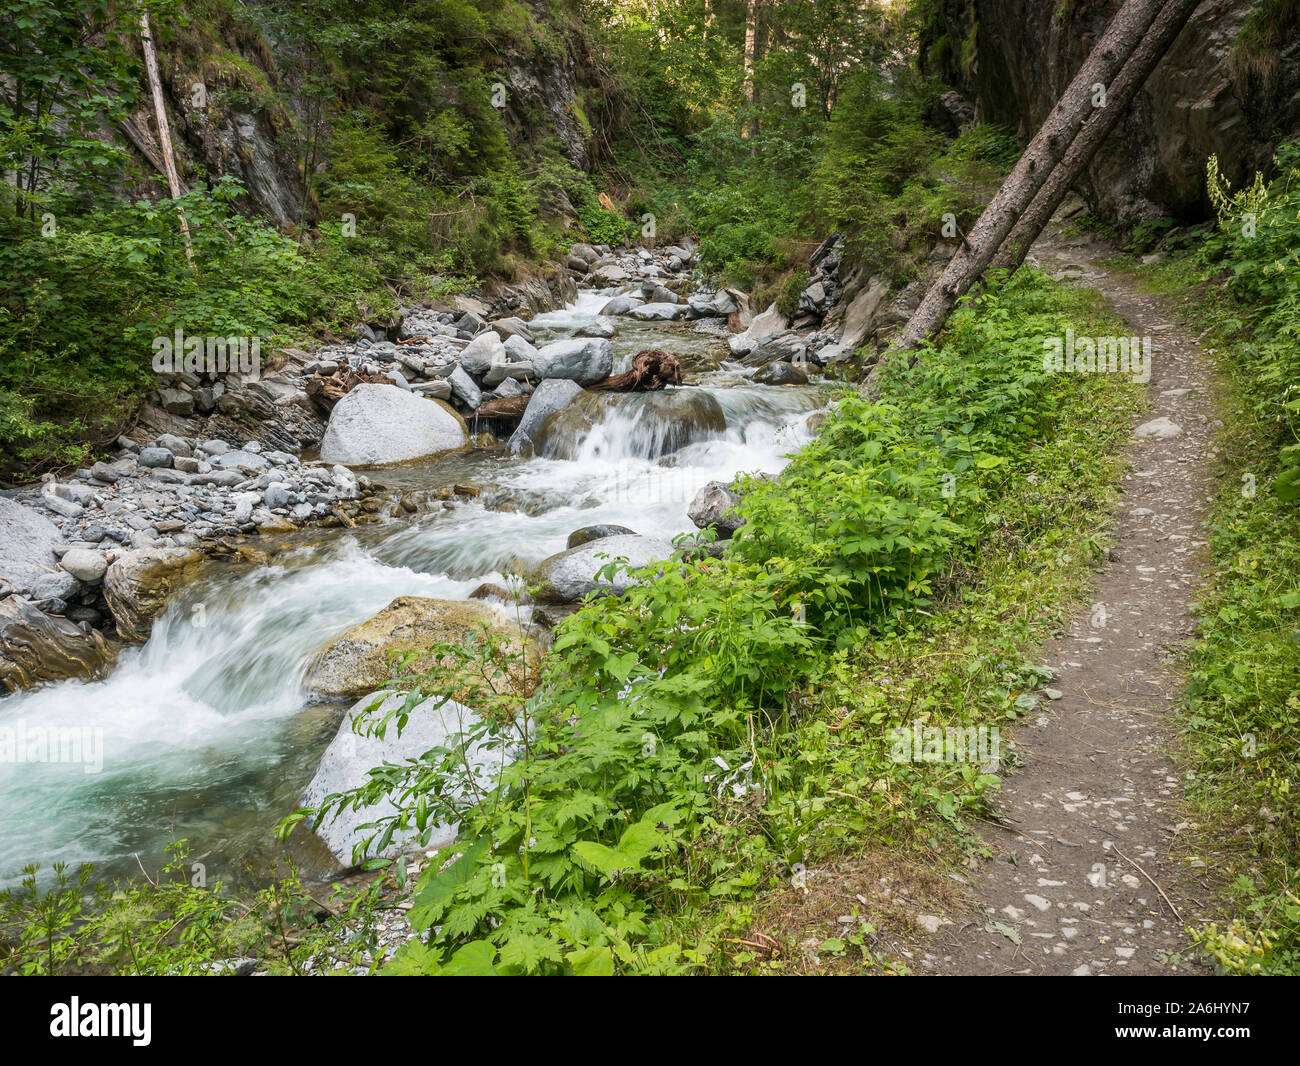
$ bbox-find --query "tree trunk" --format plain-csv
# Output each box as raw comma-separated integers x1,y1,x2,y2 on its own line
741,0,758,138
138,5,194,264
991,0,1206,274
896,0,1173,350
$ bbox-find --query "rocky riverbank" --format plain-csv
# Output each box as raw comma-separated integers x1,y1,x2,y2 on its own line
0,226,938,699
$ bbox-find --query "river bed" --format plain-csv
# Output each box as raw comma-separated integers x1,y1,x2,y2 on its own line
0,288,830,888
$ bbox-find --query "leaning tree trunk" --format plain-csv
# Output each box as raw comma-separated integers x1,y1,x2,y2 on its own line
895,0,1173,350
138,5,194,264
990,0,1206,274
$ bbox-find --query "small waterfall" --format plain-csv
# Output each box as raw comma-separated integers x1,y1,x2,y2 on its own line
0,288,833,886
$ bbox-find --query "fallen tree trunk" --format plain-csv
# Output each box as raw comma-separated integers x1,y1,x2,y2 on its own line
474,394,531,422
137,4,193,265
895,0,1173,351
587,349,683,392
990,0,1207,275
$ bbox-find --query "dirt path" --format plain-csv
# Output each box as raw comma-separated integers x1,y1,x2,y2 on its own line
930,228,1218,975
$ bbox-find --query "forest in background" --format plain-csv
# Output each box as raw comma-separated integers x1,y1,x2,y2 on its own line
0,0,1016,476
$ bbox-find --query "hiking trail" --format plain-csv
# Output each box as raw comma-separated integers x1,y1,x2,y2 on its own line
930,226,1219,976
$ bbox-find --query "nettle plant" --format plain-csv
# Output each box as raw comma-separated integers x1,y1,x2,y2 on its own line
1205,142,1300,501
288,270,1110,974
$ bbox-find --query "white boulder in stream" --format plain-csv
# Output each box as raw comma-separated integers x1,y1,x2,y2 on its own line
301,691,497,865
531,337,613,385
508,378,583,455
531,534,676,603
319,383,468,466
728,303,788,356
628,302,687,322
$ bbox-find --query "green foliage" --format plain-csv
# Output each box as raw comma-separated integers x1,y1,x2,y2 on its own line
1230,0,1299,87
0,179,373,476
0,842,389,975
1204,143,1300,491
0,0,182,217
573,183,633,247
289,269,1139,974
1175,141,1300,974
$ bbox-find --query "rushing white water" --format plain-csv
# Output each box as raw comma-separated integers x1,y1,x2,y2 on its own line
0,295,829,886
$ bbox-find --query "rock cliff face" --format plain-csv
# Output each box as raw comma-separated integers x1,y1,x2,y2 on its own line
924,0,1300,227
119,10,594,229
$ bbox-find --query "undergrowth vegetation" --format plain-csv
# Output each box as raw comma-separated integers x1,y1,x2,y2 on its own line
1138,141,1300,975
0,0,1018,479
281,269,1139,975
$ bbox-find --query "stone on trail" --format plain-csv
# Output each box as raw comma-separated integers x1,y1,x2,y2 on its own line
1134,417,1182,439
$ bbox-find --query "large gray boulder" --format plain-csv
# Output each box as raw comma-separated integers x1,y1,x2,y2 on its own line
629,302,688,322
503,334,540,362
598,294,645,316
688,481,746,539
728,303,788,356
320,384,468,466
532,337,613,386
687,290,741,317
103,546,203,642
535,389,725,461
508,379,584,455
575,317,618,339
211,449,270,472
488,317,534,344
753,360,809,386
743,330,809,367
531,534,675,603
837,277,890,351
0,498,62,595
304,595,535,701
446,364,482,408
688,474,774,539
458,331,505,377
593,264,629,284
301,691,498,865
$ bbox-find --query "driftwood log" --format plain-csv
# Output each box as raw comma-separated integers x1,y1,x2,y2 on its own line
474,394,531,421
305,367,396,414
587,349,682,392
472,350,685,426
